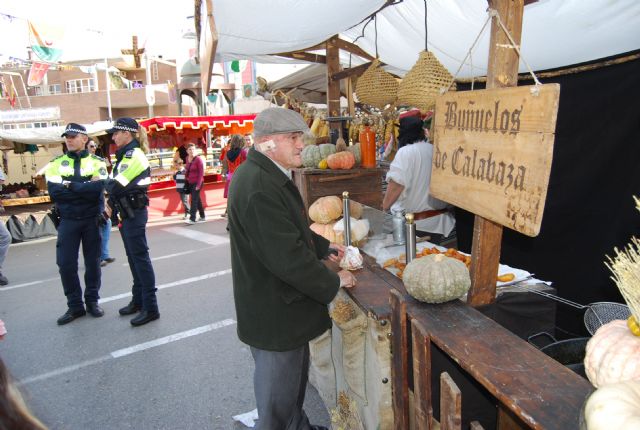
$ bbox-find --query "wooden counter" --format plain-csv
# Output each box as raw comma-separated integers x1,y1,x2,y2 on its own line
313,255,592,429
292,167,384,218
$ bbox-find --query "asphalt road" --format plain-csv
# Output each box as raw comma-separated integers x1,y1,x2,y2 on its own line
0,211,330,430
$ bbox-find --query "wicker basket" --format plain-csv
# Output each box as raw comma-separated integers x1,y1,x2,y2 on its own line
355,59,398,109
397,50,456,112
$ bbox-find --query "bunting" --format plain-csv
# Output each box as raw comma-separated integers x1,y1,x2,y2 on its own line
28,20,64,62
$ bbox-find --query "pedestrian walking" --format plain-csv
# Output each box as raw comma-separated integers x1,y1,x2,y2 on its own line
228,107,357,430
45,123,108,325
173,158,190,219
184,143,205,225
106,117,159,327
86,140,116,267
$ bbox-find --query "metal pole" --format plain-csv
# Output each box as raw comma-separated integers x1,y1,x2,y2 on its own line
342,191,351,246
104,57,113,121
145,54,154,118
405,213,416,264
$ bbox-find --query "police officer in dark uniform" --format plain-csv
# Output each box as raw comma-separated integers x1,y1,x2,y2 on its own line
106,118,160,326
45,123,108,325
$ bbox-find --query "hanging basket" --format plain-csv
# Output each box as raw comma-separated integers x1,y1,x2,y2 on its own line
355,59,398,109
397,50,456,112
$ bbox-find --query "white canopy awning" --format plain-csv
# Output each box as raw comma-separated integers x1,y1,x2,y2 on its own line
0,121,113,147
212,0,640,78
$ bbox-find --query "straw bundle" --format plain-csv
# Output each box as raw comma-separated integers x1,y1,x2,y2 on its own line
397,50,456,112
606,197,640,321
355,59,398,109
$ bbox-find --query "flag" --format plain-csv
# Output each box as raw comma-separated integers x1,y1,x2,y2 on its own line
230,60,247,73
7,82,16,108
28,61,50,86
28,21,64,62
167,81,177,104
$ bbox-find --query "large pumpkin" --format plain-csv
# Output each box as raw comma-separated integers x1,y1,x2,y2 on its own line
583,380,640,430
309,196,342,224
584,319,640,388
319,143,336,160
310,222,342,243
402,254,471,303
327,151,356,170
302,145,322,168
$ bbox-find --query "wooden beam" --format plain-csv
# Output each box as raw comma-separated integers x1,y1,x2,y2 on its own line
390,289,410,430
467,0,524,307
273,52,326,64
199,0,218,96
331,61,376,81
332,38,376,62
411,319,433,430
326,35,341,118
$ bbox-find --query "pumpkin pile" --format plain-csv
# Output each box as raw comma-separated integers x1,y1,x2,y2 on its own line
301,142,361,170
308,196,369,246
582,197,640,430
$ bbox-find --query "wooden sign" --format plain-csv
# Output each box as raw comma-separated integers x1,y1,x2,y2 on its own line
430,84,560,236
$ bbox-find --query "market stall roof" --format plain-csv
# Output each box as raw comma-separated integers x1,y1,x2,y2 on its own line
266,64,344,105
213,0,640,78
139,115,255,133
0,121,113,147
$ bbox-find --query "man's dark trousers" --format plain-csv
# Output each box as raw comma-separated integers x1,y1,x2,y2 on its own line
120,207,157,312
250,344,315,430
56,217,101,310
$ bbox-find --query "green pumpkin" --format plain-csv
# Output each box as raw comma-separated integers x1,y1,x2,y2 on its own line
301,145,322,168
402,254,470,303
319,143,336,159
347,142,361,165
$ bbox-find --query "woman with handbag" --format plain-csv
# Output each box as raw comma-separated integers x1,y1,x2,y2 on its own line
184,143,206,225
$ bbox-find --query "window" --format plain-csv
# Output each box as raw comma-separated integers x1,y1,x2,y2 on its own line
33,122,48,128
32,87,44,96
48,84,61,95
3,124,16,130
65,78,96,93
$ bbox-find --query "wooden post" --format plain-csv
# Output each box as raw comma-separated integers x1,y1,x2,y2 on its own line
326,35,342,121
390,289,409,430
411,319,433,430
467,0,524,307
440,372,462,430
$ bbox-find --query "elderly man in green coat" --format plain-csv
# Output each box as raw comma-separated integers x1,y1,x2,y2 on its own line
228,107,357,430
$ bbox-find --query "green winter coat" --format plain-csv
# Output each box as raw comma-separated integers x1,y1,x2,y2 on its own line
228,148,340,351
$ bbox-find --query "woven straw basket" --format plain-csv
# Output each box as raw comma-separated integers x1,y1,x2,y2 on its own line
355,59,399,109
397,50,456,112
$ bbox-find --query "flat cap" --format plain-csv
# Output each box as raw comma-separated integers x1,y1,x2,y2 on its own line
253,107,309,138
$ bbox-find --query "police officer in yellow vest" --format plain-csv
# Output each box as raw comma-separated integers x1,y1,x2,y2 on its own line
106,117,159,326
45,123,108,325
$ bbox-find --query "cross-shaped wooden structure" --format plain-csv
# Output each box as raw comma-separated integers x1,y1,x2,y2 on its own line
121,36,145,69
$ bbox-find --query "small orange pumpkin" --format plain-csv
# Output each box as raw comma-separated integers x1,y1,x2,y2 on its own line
327,151,356,170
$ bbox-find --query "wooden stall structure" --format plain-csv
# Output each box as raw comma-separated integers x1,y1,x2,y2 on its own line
292,167,385,220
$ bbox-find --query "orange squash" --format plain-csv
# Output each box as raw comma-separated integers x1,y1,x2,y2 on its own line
327,151,356,170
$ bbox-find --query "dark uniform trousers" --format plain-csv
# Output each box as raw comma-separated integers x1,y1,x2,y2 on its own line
56,217,102,310
120,207,158,312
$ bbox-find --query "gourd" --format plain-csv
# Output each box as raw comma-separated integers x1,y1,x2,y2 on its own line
310,222,342,243
347,142,361,165
327,151,356,170
583,380,640,430
302,145,322,168
319,143,336,160
318,159,328,169
402,254,471,303
308,196,343,224
584,319,640,388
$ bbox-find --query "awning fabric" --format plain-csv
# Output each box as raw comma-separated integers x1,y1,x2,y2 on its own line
140,115,255,133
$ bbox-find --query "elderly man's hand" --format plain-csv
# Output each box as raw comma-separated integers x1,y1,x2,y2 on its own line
338,270,357,288
327,243,346,263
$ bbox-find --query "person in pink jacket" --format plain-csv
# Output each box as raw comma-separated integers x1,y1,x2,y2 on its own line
184,143,206,224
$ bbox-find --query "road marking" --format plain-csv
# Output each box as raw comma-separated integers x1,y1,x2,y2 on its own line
99,269,232,303
0,277,59,291
20,319,236,385
162,226,229,246
121,247,218,266
110,319,236,358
